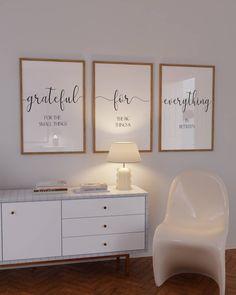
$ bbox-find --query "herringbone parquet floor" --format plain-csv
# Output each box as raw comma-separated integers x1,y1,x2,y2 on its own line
0,249,235,295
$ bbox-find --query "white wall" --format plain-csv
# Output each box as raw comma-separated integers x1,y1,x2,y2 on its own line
0,0,236,253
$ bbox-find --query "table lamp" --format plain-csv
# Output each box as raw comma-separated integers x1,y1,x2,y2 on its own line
107,142,141,190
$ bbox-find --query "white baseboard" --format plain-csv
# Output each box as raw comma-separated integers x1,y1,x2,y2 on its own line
226,246,236,250
130,249,152,258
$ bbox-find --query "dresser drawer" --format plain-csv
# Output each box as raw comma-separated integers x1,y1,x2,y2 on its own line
62,196,145,218
63,232,145,256
62,214,145,237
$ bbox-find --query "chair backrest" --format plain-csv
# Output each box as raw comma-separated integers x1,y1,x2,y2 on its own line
165,170,229,230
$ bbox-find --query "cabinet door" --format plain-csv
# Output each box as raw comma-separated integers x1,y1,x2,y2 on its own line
2,201,61,261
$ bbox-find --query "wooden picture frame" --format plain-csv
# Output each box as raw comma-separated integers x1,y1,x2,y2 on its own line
93,61,153,152
159,64,215,151
20,58,85,154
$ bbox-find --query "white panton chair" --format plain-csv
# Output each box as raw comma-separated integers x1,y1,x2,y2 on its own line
153,170,229,295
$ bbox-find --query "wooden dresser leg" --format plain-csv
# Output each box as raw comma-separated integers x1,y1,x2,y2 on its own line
116,256,120,271
125,254,130,275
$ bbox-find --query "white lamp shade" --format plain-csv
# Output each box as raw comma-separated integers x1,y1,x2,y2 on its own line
107,142,141,163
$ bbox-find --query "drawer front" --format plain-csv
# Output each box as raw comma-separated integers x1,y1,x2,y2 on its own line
62,196,145,218
63,232,145,256
63,214,145,237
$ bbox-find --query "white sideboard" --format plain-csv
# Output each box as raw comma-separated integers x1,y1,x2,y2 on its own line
0,186,147,269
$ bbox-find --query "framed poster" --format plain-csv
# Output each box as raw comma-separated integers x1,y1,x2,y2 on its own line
159,64,215,151
20,58,85,154
93,61,153,152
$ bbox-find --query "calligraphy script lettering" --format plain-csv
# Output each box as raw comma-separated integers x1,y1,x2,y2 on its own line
113,89,133,111
113,89,149,111
96,89,149,111
25,85,81,112
163,89,211,112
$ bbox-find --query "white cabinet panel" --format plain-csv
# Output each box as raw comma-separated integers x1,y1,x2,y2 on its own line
63,232,145,256
62,197,145,218
0,205,2,260
63,214,145,237
2,201,61,261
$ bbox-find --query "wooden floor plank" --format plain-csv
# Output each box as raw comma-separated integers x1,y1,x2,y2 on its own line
0,249,235,295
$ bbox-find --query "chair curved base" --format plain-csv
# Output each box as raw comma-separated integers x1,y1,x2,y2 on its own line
153,240,226,295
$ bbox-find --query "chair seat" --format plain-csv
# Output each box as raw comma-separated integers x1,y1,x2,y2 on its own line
156,222,225,247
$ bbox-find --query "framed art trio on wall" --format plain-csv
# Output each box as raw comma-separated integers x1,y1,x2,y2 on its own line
20,58,214,154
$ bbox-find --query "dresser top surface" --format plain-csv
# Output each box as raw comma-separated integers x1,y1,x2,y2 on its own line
0,185,147,203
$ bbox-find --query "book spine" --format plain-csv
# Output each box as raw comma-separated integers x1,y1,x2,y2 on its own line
79,188,108,192
33,188,68,193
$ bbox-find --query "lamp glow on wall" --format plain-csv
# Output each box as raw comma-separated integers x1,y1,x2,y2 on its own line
107,142,141,190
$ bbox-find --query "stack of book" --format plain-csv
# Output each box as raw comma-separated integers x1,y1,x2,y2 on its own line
73,183,108,193
33,180,68,193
